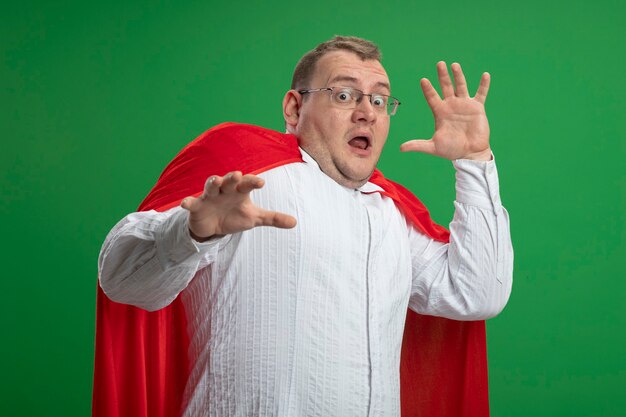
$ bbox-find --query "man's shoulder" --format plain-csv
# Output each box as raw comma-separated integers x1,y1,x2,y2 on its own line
188,122,297,150
138,123,303,212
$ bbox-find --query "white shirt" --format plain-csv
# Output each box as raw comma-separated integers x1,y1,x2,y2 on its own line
99,150,513,417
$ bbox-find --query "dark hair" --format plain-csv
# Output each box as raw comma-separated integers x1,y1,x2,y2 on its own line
290,36,382,90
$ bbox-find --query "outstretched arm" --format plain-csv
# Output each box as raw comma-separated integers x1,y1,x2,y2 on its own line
401,61,492,161
99,171,296,311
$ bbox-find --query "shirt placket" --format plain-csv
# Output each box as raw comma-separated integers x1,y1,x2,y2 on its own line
362,195,383,417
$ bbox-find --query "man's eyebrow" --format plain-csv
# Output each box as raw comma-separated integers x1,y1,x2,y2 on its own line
374,81,391,93
328,75,358,85
327,75,391,93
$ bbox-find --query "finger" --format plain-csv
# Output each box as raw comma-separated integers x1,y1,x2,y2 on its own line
258,210,297,229
181,195,199,211
474,72,491,104
451,62,469,97
400,139,436,155
420,78,441,110
237,174,265,194
203,175,223,198
220,171,242,194
437,61,454,98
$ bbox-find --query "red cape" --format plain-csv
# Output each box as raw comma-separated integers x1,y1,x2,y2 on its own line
93,123,489,416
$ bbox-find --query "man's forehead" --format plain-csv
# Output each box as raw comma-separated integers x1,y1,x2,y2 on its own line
313,51,390,90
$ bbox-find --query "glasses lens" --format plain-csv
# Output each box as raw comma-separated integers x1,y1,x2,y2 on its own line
388,99,399,116
331,88,358,107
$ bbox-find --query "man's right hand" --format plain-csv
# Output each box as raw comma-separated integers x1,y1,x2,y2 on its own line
180,171,297,242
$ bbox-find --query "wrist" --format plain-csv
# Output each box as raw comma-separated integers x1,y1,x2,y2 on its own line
189,228,212,243
461,148,492,161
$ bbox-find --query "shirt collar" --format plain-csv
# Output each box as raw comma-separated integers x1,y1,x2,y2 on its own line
299,148,384,194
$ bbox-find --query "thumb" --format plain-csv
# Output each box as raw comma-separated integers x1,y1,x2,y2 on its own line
259,210,298,229
400,139,436,154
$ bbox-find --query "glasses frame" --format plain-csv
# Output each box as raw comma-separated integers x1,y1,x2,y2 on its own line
298,86,401,116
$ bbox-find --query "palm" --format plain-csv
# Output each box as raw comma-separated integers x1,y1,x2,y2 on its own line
181,172,297,241
401,62,492,161
202,190,262,236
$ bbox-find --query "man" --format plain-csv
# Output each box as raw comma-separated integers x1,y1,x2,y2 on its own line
95,36,513,417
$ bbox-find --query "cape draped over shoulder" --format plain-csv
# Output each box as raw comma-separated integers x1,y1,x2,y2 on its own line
93,122,489,417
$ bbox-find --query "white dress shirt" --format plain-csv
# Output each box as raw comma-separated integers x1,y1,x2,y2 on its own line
98,150,513,417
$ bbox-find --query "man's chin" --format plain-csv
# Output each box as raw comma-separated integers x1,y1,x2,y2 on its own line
335,166,375,189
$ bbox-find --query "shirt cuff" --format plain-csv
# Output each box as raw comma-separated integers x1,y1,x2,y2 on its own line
154,208,225,270
453,154,502,212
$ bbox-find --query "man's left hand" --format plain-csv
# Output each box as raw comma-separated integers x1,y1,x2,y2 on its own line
401,61,492,161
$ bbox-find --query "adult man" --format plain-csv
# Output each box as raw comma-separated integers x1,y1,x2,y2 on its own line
95,36,512,417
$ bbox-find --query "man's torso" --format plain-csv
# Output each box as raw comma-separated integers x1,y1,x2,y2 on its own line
180,156,413,417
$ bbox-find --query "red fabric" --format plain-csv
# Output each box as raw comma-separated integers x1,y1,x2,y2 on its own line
92,122,489,417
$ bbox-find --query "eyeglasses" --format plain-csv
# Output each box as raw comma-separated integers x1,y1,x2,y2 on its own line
298,86,401,116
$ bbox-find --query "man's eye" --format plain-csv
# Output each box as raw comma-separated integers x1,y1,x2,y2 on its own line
336,91,353,102
372,95,387,107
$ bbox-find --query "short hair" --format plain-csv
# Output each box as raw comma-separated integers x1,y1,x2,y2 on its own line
291,36,382,90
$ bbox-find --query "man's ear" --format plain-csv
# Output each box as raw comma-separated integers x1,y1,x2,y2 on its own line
283,90,302,134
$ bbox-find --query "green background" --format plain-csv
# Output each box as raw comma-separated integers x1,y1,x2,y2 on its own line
2,0,624,416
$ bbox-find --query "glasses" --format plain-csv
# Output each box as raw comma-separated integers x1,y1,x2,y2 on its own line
298,86,401,116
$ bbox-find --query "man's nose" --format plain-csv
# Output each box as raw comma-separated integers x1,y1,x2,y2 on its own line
352,98,377,123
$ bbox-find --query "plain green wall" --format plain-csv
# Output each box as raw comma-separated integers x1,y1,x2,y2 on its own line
1,1,624,416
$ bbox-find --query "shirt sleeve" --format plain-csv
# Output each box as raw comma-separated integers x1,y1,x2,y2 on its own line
98,206,228,311
408,156,514,321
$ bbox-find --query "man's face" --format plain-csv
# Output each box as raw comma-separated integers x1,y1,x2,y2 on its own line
290,51,391,189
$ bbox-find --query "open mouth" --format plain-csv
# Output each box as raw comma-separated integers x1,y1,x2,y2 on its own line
348,136,370,150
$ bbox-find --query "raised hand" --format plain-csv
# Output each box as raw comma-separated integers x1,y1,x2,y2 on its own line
180,171,297,241
400,61,492,161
